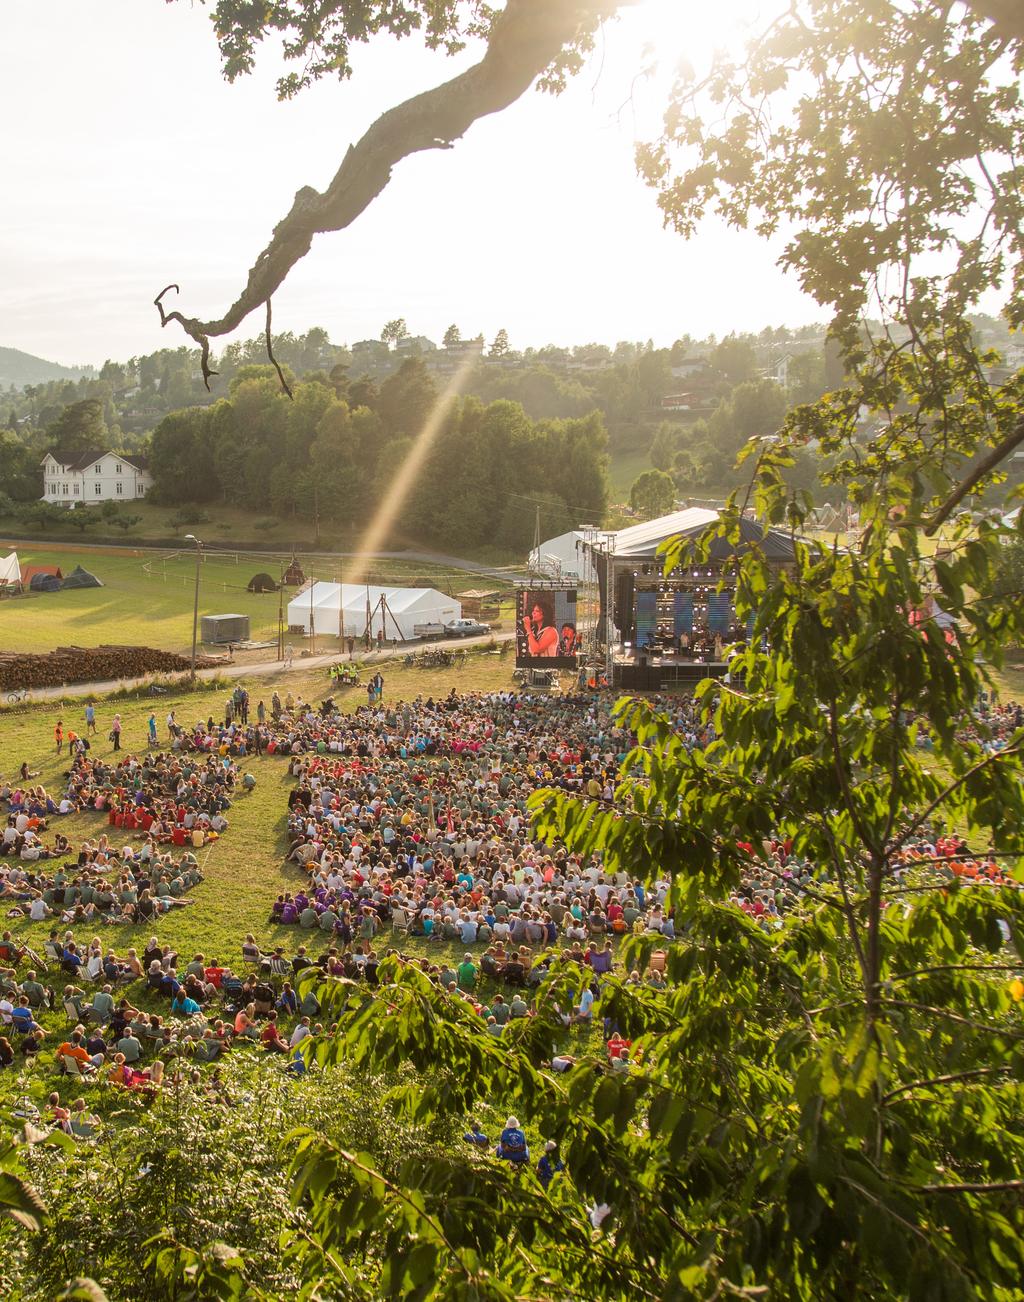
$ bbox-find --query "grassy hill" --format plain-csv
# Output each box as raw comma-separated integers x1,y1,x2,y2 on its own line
0,345,90,390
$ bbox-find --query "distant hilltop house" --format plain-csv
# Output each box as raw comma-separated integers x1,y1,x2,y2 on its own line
41,449,152,507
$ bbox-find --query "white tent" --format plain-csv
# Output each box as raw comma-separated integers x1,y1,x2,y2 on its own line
527,530,596,581
0,551,19,589
287,583,461,641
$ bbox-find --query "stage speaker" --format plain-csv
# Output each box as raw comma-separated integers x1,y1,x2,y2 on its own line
614,571,635,640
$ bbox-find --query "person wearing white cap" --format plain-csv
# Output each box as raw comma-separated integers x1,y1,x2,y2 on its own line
496,1116,529,1164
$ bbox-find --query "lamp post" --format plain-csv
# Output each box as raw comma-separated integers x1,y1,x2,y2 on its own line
184,534,203,683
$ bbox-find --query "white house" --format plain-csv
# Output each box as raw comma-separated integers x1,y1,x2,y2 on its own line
41,449,152,507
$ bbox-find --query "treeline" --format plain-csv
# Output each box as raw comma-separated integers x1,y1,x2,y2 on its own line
148,360,609,552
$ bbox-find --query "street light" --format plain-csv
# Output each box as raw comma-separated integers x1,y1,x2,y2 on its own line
184,534,203,682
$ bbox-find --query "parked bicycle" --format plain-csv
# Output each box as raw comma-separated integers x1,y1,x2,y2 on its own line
6,688,31,705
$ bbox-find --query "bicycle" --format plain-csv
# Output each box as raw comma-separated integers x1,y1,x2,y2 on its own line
6,688,31,705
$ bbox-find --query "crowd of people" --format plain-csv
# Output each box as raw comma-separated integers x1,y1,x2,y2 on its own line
0,680,1020,1189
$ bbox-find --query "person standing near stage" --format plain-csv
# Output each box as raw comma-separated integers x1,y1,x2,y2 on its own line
110,714,122,752
84,702,96,736
54,720,64,755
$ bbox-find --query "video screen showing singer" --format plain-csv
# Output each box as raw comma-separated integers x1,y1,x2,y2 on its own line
522,595,559,658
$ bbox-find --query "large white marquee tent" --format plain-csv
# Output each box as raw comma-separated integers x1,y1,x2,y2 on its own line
286,583,461,641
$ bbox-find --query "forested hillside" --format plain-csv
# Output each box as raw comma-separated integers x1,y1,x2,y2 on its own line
148,360,608,553
3,314,1018,541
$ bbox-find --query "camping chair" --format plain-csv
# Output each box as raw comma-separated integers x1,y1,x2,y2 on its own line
390,906,411,935
60,1054,92,1079
70,1118,97,1138
63,998,84,1026
648,949,668,975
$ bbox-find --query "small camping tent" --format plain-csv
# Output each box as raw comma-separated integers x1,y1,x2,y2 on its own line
61,565,103,590
21,564,63,586
29,573,62,593
247,572,278,593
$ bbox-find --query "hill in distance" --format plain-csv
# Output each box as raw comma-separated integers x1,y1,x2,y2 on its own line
0,346,92,390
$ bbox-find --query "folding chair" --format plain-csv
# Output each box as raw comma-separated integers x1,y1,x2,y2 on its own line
390,906,411,935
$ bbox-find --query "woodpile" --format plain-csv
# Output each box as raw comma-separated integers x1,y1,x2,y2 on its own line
0,645,222,691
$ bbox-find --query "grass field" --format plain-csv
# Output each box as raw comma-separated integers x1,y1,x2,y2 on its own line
607,445,654,498
0,542,509,656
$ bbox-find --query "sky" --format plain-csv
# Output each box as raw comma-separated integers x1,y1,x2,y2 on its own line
0,0,823,368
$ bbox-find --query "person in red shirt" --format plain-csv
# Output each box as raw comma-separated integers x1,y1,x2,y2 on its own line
260,1013,288,1054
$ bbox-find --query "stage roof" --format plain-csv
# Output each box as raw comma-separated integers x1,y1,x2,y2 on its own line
610,508,796,562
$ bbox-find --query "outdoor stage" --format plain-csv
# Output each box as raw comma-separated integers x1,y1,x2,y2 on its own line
614,655,730,690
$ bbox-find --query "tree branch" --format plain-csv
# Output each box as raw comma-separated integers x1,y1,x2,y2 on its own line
880,998,1024,1039
925,417,1024,534
154,0,633,378
883,1065,1012,1103
265,299,293,398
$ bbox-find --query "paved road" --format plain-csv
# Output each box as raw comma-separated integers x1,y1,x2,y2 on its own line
9,631,517,705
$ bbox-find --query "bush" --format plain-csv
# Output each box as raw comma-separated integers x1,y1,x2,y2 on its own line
2,1057,460,1301
169,508,211,528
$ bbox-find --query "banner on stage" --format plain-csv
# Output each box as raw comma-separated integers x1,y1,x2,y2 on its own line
516,588,579,668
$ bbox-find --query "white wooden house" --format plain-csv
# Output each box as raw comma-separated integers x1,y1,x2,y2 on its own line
41,449,152,507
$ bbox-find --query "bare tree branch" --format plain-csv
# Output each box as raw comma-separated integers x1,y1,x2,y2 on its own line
154,0,632,381
265,299,293,399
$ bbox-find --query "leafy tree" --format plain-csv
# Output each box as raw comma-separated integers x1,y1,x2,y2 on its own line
992,531,1024,604
0,429,42,501
66,510,94,534
629,467,675,519
442,323,462,348
377,358,437,438
46,399,107,459
635,347,671,404
709,334,758,386
649,421,682,472
149,408,220,505
16,501,64,531
381,318,409,346
111,512,142,532
490,327,510,357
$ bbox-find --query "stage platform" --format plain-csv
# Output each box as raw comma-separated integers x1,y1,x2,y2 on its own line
613,658,729,690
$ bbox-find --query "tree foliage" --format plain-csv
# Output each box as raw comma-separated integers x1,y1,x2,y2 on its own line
629,467,675,519
147,364,608,549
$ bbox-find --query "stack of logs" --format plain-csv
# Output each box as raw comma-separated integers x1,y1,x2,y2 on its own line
0,645,223,691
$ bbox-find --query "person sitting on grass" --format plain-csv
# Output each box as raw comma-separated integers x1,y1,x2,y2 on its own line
496,1116,529,1166
170,987,202,1019
260,1011,289,1054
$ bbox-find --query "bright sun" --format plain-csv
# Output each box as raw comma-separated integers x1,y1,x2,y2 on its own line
636,0,764,69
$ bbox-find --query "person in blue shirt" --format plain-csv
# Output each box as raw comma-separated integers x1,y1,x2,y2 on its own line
537,1141,565,1190
496,1117,529,1165
463,1121,489,1149
170,989,201,1018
